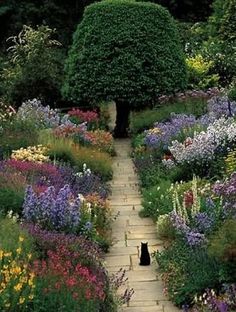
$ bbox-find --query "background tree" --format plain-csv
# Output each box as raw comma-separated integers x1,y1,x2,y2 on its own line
0,0,98,50
149,0,213,22
62,0,187,137
1,25,63,106
206,0,236,84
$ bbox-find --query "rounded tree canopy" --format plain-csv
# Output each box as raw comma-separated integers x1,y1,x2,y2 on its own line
62,0,187,107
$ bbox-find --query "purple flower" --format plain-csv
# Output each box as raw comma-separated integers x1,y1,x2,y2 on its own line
23,184,81,232
185,230,206,246
194,212,214,233
207,96,236,119
170,211,206,246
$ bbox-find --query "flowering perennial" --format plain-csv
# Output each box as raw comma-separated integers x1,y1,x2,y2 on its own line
169,117,236,166
23,185,81,232
16,99,61,129
0,236,35,310
11,145,49,163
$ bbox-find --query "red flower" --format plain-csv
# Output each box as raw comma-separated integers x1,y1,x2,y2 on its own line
184,190,193,208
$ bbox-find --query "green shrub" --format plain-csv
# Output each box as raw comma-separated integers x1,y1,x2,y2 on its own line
186,54,219,89
0,188,24,216
156,214,176,242
208,219,236,263
206,0,236,84
63,0,187,107
156,241,220,306
228,81,236,101
141,179,172,219
1,25,64,106
0,120,38,157
208,0,236,42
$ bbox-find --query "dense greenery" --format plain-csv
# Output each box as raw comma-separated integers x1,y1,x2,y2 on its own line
0,0,97,49
1,25,64,106
63,0,187,107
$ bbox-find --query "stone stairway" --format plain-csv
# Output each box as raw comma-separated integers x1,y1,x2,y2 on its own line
105,138,180,312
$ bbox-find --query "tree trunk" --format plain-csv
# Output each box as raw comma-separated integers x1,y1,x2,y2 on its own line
113,101,130,138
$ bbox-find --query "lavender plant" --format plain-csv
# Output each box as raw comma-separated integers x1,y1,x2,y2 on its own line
23,184,81,233
144,113,197,149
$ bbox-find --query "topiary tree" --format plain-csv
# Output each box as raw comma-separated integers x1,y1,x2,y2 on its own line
63,0,187,137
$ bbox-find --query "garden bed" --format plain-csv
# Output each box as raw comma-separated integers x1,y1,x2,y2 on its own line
0,100,129,311
132,94,236,311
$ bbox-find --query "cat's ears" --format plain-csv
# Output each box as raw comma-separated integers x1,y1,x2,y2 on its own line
141,242,148,245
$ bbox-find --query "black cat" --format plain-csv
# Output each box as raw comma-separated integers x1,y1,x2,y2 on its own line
139,242,151,265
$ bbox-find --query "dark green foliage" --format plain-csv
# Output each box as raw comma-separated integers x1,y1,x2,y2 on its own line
0,120,38,157
208,0,236,41
63,0,187,107
228,83,236,101
0,188,24,216
155,241,220,306
203,0,236,85
208,219,236,263
155,0,213,22
142,179,172,219
0,0,98,49
1,25,64,106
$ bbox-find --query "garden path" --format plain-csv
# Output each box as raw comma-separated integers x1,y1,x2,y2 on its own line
105,104,180,312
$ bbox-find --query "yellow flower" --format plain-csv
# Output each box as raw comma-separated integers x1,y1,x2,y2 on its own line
16,247,22,254
0,249,3,260
28,294,34,300
14,283,23,292
18,297,25,305
19,236,24,242
27,253,32,260
10,266,21,275
4,252,12,257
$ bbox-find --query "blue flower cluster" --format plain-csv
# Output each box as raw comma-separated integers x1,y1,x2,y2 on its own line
144,114,197,149
23,184,81,232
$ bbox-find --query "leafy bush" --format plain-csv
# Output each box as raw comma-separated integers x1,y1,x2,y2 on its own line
206,0,236,85
0,171,25,215
1,25,63,106
0,217,35,257
208,219,236,263
156,214,176,242
141,179,172,219
0,119,39,157
155,241,220,306
186,54,219,89
63,0,187,107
